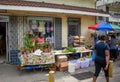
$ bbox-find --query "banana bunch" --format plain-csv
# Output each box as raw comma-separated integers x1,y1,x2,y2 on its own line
80,57,85,61
85,53,92,58
86,55,92,58
62,49,69,53
89,55,92,58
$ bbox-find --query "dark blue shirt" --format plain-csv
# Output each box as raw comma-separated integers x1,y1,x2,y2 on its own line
94,37,98,45
95,42,110,60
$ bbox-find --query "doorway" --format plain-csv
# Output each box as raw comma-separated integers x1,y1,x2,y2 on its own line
0,22,6,62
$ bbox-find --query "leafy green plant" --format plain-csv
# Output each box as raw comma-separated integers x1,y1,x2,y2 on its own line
45,63,55,70
36,43,43,50
23,32,37,51
43,41,51,48
66,46,76,53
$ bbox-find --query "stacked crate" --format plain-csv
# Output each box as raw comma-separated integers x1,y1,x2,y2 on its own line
55,55,68,71
73,36,80,47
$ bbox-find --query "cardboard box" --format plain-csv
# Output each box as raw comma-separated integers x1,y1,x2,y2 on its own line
55,62,60,67
59,67,68,71
60,62,68,68
56,55,67,62
55,61,68,68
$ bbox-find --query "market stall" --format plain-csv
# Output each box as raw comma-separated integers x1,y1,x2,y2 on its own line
17,51,55,74
17,31,54,73
18,32,94,73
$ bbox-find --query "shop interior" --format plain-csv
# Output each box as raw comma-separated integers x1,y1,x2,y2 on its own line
0,22,6,62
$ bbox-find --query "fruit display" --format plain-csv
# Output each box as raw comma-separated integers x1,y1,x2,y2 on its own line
86,55,92,58
52,50,56,53
62,49,69,53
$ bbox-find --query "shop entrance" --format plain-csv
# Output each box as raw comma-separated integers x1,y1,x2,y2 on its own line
0,22,6,62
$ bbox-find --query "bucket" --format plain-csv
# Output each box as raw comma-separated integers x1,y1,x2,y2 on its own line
68,62,75,73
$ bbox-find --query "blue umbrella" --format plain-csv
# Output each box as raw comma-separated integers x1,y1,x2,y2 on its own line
88,22,120,31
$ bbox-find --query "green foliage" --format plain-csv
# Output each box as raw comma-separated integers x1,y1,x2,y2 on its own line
43,41,51,48
45,63,55,69
66,46,76,53
23,32,36,50
36,43,43,50
22,32,51,51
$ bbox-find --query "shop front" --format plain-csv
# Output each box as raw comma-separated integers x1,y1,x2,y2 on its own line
7,16,62,64
0,0,109,64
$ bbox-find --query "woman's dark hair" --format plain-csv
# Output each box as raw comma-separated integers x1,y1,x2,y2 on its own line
100,35,106,40
98,35,101,40
111,35,115,39
38,32,44,38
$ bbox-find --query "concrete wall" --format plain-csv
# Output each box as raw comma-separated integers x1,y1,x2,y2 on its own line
81,16,95,46
24,0,96,8
61,16,68,47
81,16,95,36
59,14,95,47
19,0,96,47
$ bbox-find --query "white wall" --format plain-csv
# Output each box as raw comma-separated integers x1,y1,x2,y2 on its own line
24,0,96,8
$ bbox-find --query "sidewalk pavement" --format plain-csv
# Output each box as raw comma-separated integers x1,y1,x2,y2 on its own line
0,60,120,82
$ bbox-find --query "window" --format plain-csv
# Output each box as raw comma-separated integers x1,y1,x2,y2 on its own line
27,17,54,47
68,18,80,36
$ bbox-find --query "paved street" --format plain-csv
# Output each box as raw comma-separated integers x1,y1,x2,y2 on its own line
0,60,120,82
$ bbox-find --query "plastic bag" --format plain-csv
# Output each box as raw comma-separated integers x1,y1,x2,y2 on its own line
91,51,96,61
109,60,113,78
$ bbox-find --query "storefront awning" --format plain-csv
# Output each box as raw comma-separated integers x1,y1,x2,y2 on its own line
0,0,109,17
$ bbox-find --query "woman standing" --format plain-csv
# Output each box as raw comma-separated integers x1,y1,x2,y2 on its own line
93,35,110,82
37,32,44,43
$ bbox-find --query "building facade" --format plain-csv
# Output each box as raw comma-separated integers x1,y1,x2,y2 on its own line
0,0,109,62
96,0,120,25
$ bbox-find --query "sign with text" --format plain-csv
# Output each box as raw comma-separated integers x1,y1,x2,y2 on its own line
0,16,9,22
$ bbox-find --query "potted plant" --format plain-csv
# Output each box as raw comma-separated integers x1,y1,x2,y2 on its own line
22,32,37,54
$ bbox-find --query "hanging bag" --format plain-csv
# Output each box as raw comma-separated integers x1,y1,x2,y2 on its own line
109,60,113,78
91,51,96,61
